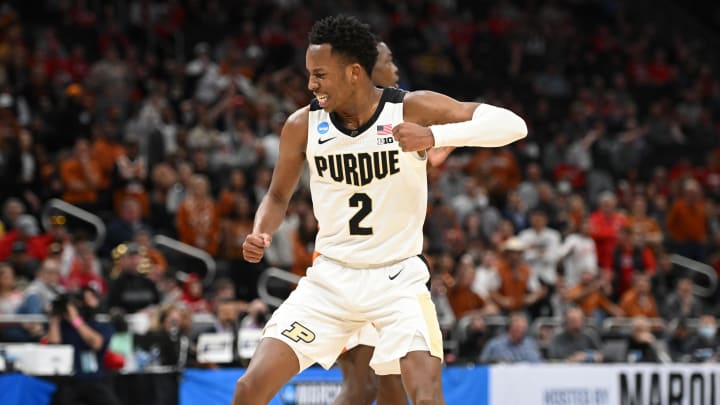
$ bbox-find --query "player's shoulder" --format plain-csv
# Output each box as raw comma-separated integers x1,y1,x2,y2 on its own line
283,105,311,133
402,90,455,124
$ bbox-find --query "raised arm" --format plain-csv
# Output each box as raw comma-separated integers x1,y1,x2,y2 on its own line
242,107,309,263
395,90,527,153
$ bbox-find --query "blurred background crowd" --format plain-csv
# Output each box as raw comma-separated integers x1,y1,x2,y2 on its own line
1,0,720,390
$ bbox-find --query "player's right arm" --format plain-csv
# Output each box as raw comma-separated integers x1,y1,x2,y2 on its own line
243,107,309,263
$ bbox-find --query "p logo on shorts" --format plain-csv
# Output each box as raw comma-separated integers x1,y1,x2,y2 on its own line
281,321,316,343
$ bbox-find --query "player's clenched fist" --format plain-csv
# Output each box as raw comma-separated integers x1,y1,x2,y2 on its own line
243,233,272,263
392,122,435,153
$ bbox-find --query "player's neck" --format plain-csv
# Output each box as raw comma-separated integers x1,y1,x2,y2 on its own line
333,86,383,130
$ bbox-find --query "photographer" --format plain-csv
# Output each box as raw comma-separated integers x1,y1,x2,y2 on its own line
45,287,121,405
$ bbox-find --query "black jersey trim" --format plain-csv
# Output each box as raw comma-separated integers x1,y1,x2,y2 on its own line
310,98,322,111
326,87,406,138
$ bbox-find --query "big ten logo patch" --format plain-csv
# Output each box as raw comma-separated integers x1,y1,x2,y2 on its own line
281,322,316,343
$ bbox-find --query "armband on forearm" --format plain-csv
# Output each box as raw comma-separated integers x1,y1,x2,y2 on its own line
429,104,528,148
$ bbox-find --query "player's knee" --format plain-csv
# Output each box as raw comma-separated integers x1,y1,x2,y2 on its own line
342,376,377,404
232,377,263,405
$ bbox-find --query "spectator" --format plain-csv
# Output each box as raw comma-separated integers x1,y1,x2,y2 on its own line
211,298,241,334
59,138,102,210
518,209,561,285
558,218,598,287
620,274,660,318
176,174,220,256
46,287,121,405
1,198,25,233
430,273,456,333
0,263,22,314
181,273,211,313
480,313,542,364
107,243,160,313
18,258,64,315
626,195,663,248
131,231,161,271
686,314,719,363
103,197,149,256
216,168,249,218
503,190,529,232
136,303,190,372
589,191,627,270
0,214,48,262
65,238,106,295
611,226,656,298
566,270,624,321
626,317,664,363
666,318,694,362
490,238,547,314
547,307,603,363
517,162,543,210
111,137,149,217
666,178,708,260
448,254,498,319
661,277,704,321
456,313,489,363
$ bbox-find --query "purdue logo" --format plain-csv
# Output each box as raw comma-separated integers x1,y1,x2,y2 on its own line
281,322,316,343
314,150,400,186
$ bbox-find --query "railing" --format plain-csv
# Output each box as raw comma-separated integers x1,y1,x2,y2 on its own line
152,235,216,286
41,198,106,251
257,267,301,308
670,254,718,298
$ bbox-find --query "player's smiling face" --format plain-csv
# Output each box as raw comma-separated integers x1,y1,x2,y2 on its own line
307,44,354,112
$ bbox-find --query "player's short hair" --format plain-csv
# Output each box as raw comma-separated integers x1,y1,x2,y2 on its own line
309,15,378,77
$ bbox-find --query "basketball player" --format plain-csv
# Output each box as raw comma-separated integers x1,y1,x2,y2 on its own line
236,15,526,405
333,39,407,405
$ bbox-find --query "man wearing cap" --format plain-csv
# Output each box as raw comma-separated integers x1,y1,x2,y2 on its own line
490,237,548,315
107,242,160,313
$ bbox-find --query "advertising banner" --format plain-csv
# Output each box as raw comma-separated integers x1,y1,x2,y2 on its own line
489,364,720,405
181,365,488,405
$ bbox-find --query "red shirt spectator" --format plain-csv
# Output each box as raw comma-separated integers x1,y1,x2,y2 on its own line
589,192,627,270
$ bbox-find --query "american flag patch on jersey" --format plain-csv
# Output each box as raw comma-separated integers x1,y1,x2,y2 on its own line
376,124,393,135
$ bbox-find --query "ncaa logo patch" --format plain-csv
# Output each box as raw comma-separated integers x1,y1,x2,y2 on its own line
317,121,329,134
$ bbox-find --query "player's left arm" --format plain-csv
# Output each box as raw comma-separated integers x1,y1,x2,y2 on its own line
396,90,527,153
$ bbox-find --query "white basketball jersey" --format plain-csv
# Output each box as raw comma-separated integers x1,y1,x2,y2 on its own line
306,88,427,266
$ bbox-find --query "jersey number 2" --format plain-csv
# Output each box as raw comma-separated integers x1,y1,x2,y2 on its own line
349,193,372,235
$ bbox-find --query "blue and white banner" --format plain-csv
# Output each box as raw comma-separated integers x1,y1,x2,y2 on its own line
489,364,720,405
180,366,488,405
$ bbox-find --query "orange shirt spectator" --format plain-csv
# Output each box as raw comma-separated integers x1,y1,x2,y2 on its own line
177,175,220,256
666,179,708,243
464,148,520,196
490,239,545,312
448,257,495,318
91,124,125,189
219,196,254,261
619,275,659,318
566,272,623,318
626,196,663,246
217,169,248,218
60,139,102,205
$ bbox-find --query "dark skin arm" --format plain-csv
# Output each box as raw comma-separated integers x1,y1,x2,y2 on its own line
396,90,480,152
242,107,309,263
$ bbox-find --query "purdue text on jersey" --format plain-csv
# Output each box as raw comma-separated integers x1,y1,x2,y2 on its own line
313,150,400,186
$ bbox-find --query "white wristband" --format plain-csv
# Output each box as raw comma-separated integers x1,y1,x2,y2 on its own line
429,104,527,148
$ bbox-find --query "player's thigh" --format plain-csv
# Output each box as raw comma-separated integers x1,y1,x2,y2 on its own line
377,374,408,405
233,337,299,404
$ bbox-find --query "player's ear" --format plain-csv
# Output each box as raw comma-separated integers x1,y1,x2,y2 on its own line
350,63,362,82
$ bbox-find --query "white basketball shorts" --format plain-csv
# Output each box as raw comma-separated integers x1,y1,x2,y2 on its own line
263,255,443,375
